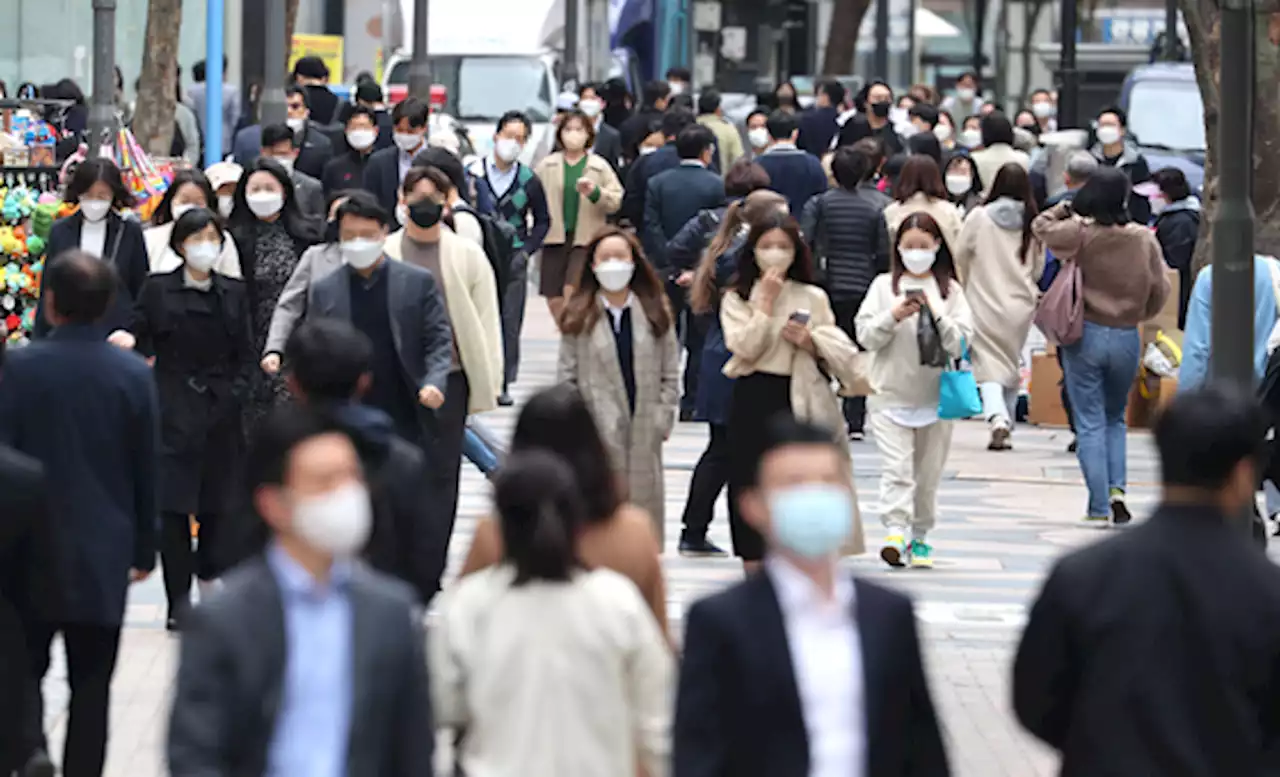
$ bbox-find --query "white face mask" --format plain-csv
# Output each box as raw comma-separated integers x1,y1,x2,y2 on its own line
247,191,284,219
889,107,909,126
561,129,588,151
956,87,976,102
291,482,373,557
958,129,982,149
79,199,111,223
1032,102,1056,119
747,127,770,150
341,237,385,269
896,122,919,139
579,99,603,119
900,247,938,275
945,174,973,196
394,131,423,153
184,241,221,272
218,195,235,218
638,145,658,156
395,203,409,226
171,203,198,221
286,117,307,135
933,123,953,142
593,259,635,292
495,137,523,163
755,246,795,271
668,81,685,96
272,156,296,174
1096,125,1122,146
346,128,377,150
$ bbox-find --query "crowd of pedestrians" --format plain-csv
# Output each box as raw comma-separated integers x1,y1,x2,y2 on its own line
6,63,1274,777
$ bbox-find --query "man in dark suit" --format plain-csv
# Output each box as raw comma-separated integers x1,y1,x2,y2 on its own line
644,124,725,420
323,105,382,196
756,110,831,217
305,192,453,453
1015,385,1280,775
0,251,159,777
260,122,326,219
796,79,846,156
578,82,624,172
364,98,431,225
675,417,949,777
168,403,433,777
231,86,334,179
0,335,54,777
621,108,695,226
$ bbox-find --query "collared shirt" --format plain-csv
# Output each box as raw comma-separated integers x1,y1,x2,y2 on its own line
485,156,520,199
80,217,108,259
600,292,635,333
680,159,707,168
265,543,356,777
398,146,419,185
767,555,865,777
766,142,799,154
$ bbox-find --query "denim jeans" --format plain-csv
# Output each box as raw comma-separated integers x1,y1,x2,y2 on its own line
1060,322,1141,517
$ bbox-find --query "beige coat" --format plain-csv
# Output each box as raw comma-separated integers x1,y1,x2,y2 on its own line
697,114,746,173
955,200,1045,386
558,296,680,540
970,143,1031,198
883,193,965,253
385,228,504,413
144,221,241,278
534,152,623,246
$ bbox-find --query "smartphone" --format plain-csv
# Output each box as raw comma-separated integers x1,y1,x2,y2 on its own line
789,309,811,325
904,289,926,302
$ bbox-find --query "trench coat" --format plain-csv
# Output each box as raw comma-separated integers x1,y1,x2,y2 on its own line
557,296,680,542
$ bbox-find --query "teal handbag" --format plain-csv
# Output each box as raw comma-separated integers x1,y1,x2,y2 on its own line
938,341,982,420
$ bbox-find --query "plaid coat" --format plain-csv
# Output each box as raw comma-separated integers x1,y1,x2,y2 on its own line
558,296,680,542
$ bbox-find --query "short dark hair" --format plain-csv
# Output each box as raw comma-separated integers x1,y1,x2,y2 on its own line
724,160,771,198
65,157,136,210
980,112,1015,147
831,145,875,190
578,81,599,98
341,104,378,127
285,85,309,107
676,124,715,160
292,55,330,80
749,415,840,487
909,103,939,127
402,165,452,197
43,250,118,324
1098,105,1128,127
957,70,980,86
248,404,354,494
642,80,671,108
496,110,532,137
665,67,691,82
286,319,373,401
661,108,696,139
820,79,846,106
495,452,586,585
354,82,383,104
1030,88,1052,102
412,146,467,198
907,132,943,167
766,109,798,140
392,98,430,128
1152,167,1192,203
1070,167,1132,226
152,168,217,226
260,123,295,150
169,208,224,256
697,88,722,116
335,189,390,227
1156,386,1267,490
747,107,770,125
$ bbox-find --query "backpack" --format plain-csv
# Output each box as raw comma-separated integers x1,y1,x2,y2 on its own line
453,202,517,295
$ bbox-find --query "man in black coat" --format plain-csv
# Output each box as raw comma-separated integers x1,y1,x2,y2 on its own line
619,79,671,163
621,108,696,226
675,417,949,777
796,79,846,156
364,98,431,225
1015,385,1280,776
284,318,448,604
0,251,159,777
230,86,334,181
322,104,382,196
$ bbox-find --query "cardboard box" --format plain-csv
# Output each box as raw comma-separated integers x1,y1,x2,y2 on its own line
1029,352,1070,427
1142,268,1182,346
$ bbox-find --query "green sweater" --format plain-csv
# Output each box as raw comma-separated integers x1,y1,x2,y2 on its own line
561,156,600,236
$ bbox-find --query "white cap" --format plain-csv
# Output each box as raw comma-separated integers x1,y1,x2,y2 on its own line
204,161,243,191
556,91,579,112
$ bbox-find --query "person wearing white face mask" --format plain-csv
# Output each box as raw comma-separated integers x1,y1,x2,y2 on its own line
941,70,985,119
557,229,680,541
363,97,432,222
745,108,771,159
260,123,326,219
720,213,863,567
144,169,242,276
205,160,243,220
231,85,334,180
126,208,255,629
942,154,982,213
1029,88,1058,132
857,211,972,569
1090,105,1154,224
33,158,151,340
168,403,434,777
577,82,624,171
323,105,382,196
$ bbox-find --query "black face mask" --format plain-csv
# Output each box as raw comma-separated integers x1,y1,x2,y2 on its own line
325,219,340,244
409,200,444,229
870,101,891,118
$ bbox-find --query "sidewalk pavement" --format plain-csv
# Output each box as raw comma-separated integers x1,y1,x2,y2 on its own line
41,300,1178,777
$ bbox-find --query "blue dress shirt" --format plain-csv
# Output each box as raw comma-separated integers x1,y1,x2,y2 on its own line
265,543,355,777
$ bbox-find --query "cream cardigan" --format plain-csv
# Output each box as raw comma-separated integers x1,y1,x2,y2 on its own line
385,228,504,413
534,151,623,246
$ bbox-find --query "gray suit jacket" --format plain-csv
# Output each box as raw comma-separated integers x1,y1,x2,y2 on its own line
307,259,454,394
167,556,433,777
292,169,326,219
263,243,344,356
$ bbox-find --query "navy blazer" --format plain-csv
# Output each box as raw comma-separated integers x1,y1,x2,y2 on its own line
0,324,159,625
34,212,150,339
675,571,950,777
644,164,725,271
363,146,405,227
756,148,830,217
232,122,335,180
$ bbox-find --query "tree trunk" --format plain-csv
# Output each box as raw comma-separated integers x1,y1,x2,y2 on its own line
132,0,182,158
1182,0,1280,274
821,0,874,75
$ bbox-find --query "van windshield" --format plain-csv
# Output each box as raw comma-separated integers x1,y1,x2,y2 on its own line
1127,80,1205,152
389,56,553,122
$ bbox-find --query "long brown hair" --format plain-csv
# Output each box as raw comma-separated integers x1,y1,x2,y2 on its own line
891,211,957,298
894,155,947,202
559,227,673,337
691,190,786,314
730,212,817,300
984,162,1039,264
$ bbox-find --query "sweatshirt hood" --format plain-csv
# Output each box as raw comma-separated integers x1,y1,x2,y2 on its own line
986,197,1026,231
1161,195,1201,215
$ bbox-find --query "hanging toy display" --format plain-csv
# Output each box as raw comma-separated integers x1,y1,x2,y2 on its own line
0,185,49,344
113,127,173,222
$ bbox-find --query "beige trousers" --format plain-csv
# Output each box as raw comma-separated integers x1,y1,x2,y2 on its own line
869,412,954,537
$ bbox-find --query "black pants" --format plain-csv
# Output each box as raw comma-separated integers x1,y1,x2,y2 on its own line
831,296,867,433
160,512,218,620
23,622,122,777
681,423,736,540
727,373,792,560
501,253,528,389
666,279,705,414
427,371,469,569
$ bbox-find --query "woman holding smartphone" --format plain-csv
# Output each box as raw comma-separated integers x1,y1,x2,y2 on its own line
720,212,864,568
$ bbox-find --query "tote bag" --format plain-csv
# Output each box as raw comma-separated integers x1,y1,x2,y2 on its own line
1034,257,1084,346
938,342,982,420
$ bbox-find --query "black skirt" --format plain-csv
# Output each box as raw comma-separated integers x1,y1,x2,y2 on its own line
726,372,793,560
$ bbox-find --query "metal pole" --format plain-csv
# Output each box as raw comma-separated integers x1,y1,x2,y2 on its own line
260,0,289,126
1164,0,1179,60
408,0,431,99
1211,0,1255,390
88,0,117,158
564,0,580,86
874,0,890,77
382,0,396,79
1058,0,1079,129
205,0,225,167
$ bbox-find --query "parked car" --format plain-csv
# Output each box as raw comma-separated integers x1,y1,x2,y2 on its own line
1118,62,1205,192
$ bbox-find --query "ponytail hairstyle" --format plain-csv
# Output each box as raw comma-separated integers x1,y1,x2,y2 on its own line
691,190,787,314
494,451,586,585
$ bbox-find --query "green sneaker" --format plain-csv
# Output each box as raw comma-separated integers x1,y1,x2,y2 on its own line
1082,514,1110,526
909,538,934,568
880,534,907,568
